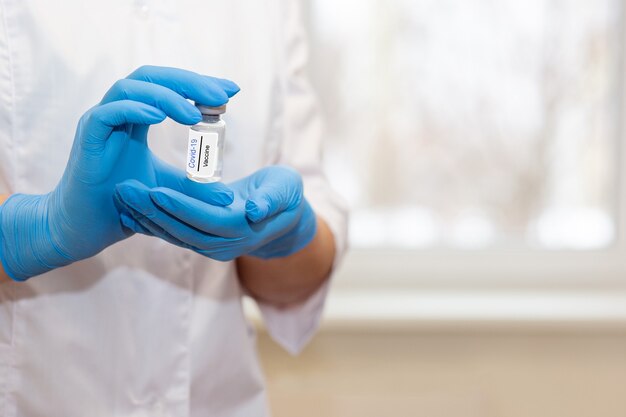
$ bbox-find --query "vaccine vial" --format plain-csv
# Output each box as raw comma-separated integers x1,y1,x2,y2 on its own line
186,103,226,183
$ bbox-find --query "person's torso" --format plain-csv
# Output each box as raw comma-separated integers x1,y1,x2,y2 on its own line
0,1,287,415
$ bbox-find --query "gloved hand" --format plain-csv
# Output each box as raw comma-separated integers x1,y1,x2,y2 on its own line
115,165,318,261
0,66,239,281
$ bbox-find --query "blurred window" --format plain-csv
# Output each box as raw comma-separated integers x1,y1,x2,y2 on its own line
307,0,622,250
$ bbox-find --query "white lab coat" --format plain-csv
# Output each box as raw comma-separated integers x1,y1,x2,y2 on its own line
0,1,347,416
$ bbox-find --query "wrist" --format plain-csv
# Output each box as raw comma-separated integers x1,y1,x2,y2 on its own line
0,193,71,281
237,215,335,307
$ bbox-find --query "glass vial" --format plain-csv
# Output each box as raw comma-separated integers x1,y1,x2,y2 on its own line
186,104,226,183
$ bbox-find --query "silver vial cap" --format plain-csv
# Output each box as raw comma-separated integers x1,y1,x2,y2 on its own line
195,103,226,115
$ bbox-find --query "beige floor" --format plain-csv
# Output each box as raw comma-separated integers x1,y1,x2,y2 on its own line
257,329,626,417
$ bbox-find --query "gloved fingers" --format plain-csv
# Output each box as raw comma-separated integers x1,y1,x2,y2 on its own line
117,180,306,258
197,244,247,262
148,187,244,238
81,100,166,152
127,65,239,107
116,181,215,247
121,209,198,251
120,211,152,236
244,166,304,223
115,180,242,238
101,78,202,125
215,77,240,97
127,197,245,251
178,180,235,206
152,157,235,206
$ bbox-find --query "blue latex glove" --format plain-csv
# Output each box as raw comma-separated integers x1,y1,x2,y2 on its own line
0,66,239,281
115,165,318,261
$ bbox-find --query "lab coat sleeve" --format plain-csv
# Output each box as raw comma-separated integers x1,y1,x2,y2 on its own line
254,0,349,355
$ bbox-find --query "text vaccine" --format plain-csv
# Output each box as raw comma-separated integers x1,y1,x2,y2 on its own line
186,103,226,183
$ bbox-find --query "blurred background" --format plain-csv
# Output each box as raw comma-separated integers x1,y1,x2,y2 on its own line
251,1,626,416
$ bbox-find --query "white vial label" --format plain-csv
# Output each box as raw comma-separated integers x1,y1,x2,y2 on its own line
187,130,219,180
